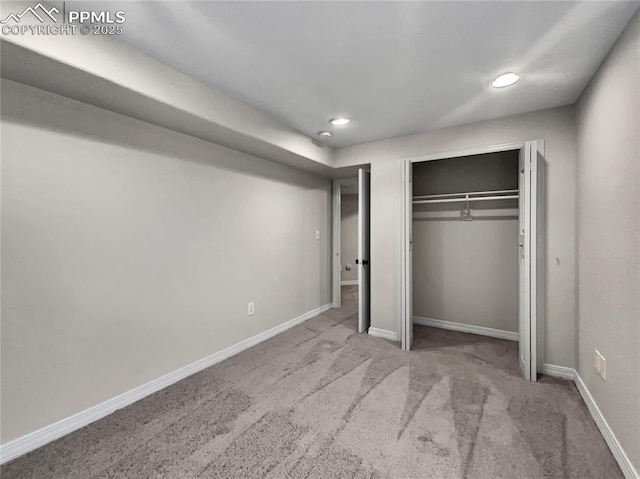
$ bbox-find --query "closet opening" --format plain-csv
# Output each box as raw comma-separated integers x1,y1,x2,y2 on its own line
399,141,544,381
412,149,520,348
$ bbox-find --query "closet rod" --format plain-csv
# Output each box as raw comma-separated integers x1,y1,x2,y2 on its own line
412,189,518,201
413,194,519,205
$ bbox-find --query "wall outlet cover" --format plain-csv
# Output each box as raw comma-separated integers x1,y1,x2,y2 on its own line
595,350,606,380
248,302,255,316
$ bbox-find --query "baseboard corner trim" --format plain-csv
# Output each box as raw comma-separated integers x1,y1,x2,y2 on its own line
413,316,519,342
340,280,359,286
535,364,637,478
574,373,638,479
541,363,577,381
368,327,399,341
0,302,332,465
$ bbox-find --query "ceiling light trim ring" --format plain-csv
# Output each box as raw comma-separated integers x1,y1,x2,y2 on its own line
330,116,352,126
492,72,520,88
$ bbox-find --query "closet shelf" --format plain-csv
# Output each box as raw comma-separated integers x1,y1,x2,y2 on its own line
412,189,518,204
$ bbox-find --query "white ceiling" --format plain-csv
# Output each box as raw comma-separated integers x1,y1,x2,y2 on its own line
68,1,639,148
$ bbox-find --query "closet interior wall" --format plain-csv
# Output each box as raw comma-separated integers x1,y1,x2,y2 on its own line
412,150,520,334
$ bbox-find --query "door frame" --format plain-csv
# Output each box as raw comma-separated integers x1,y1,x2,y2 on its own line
397,140,544,379
332,177,358,308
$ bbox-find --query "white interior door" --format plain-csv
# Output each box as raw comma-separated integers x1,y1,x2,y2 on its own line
400,159,413,350
530,141,544,380
357,169,371,333
518,141,544,381
518,144,532,380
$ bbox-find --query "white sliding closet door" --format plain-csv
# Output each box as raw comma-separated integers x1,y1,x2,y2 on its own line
400,159,413,350
518,144,532,380
357,169,371,333
530,141,544,380
518,141,544,381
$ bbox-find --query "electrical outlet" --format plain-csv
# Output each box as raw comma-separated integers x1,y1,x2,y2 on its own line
248,302,255,316
595,350,606,380
315,230,320,240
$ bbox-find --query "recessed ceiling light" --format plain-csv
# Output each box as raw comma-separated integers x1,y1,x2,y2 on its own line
492,72,520,88
330,116,351,126
319,131,332,137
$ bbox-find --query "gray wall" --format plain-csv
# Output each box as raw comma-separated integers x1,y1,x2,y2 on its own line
334,106,577,368
413,152,519,332
412,151,519,195
340,194,358,283
0,80,331,444
576,10,640,472
413,220,519,332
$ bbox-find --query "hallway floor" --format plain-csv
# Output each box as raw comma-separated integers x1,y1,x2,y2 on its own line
1,286,621,478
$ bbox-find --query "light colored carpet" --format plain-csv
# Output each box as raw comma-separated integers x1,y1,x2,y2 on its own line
1,286,622,478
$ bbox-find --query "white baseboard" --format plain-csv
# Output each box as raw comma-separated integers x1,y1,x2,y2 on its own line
340,280,358,286
542,364,638,479
413,316,519,342
574,373,638,479
0,303,332,465
541,363,577,380
368,327,398,341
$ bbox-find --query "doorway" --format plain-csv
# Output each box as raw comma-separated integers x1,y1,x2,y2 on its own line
399,141,544,381
331,169,371,333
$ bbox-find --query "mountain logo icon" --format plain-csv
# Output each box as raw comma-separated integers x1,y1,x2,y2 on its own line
1,3,60,24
